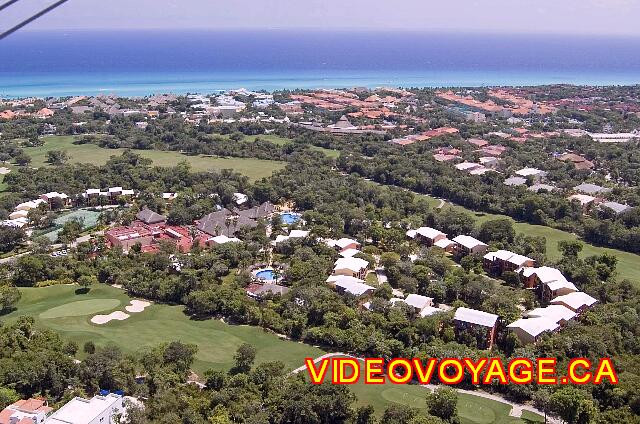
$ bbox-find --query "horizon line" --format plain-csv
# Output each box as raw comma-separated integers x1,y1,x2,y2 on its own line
15,27,640,38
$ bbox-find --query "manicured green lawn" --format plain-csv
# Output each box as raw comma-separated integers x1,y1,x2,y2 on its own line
16,136,286,182
313,359,543,423
244,134,292,146
243,134,340,158
310,145,341,159
351,384,542,423
432,197,640,284
2,285,324,374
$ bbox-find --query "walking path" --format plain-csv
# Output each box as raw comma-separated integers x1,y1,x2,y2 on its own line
293,353,560,423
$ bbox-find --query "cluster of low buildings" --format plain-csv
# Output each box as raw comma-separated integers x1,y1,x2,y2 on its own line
0,393,125,424
437,89,556,118
389,127,459,146
2,187,139,229
106,201,276,253
406,226,599,348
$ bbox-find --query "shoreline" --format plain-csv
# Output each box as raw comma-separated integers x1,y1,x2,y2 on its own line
2,71,639,98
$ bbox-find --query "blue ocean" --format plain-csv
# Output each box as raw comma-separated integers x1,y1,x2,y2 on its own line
0,30,639,97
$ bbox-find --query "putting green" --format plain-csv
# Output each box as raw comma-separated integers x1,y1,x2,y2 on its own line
40,299,121,319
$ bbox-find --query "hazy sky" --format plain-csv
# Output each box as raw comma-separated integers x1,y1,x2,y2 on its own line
3,0,640,36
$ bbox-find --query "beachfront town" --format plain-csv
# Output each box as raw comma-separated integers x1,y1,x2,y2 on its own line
1,84,640,423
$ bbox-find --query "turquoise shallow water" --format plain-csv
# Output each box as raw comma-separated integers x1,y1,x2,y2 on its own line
1,30,639,97
2,69,639,98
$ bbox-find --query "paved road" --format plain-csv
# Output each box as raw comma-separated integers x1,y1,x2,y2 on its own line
293,353,561,423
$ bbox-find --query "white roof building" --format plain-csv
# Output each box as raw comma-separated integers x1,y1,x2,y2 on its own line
452,235,487,251
44,394,124,424
233,192,248,205
419,305,444,317
15,199,45,211
515,167,547,178
273,230,310,245
551,292,598,312
434,238,455,249
504,176,527,186
507,317,560,340
527,304,577,323
326,237,360,250
569,194,596,206
334,257,369,273
9,210,29,220
454,307,498,328
415,227,446,240
42,191,69,200
455,162,482,171
209,235,241,244
484,250,534,267
289,229,310,238
327,275,374,297
339,248,360,258
522,266,577,292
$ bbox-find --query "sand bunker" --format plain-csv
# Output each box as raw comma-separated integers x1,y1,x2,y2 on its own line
125,300,151,313
91,311,130,325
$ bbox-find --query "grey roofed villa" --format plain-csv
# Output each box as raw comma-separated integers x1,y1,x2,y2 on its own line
135,208,167,224
196,202,276,237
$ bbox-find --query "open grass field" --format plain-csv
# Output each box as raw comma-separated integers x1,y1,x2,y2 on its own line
16,136,286,182
243,134,341,158
2,284,324,374
428,196,640,283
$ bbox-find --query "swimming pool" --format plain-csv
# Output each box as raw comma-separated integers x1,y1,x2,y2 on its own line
280,212,301,225
255,269,275,281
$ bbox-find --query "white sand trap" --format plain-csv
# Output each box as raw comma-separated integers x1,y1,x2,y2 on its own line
91,311,130,325
125,300,151,313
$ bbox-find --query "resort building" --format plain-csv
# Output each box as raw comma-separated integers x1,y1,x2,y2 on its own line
528,183,556,193
273,230,310,245
507,317,560,345
574,183,611,195
515,168,547,181
503,176,527,187
40,192,70,207
135,208,167,225
483,250,535,275
333,257,369,279
391,294,440,317
206,235,241,246
451,235,488,257
106,222,193,253
44,393,124,424
600,201,632,215
520,266,578,301
197,202,275,237
326,275,374,298
407,226,447,247
550,291,598,314
557,153,594,170
326,237,361,252
246,283,290,299
526,304,577,324
568,194,597,207
453,307,499,350
0,398,52,424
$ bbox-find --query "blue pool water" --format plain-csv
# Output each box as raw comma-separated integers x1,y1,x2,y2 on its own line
256,269,275,281
281,212,301,225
